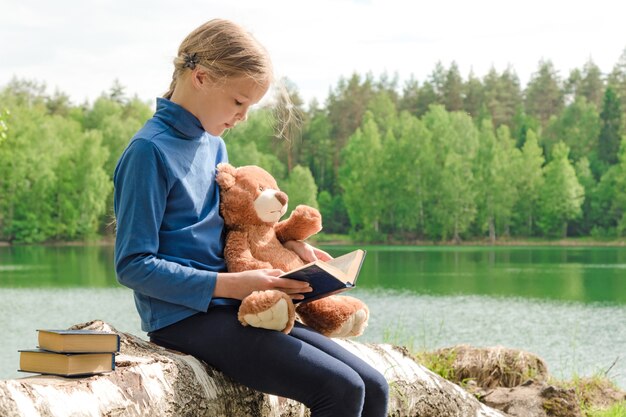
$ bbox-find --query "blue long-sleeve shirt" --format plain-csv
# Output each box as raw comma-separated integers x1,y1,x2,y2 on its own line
114,98,228,332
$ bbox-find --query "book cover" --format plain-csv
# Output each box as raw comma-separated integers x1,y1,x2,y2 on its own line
37,329,120,353
19,349,115,377
282,249,367,303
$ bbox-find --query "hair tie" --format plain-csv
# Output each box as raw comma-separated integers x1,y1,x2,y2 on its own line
183,52,198,70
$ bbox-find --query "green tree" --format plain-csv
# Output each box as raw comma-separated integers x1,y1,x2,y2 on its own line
223,110,286,180
54,128,111,239
301,106,334,192
571,157,598,236
281,165,318,217
317,191,349,234
443,62,464,111
543,97,601,162
381,112,431,238
483,66,522,128
398,75,420,116
0,108,8,144
599,138,626,235
525,60,564,127
327,73,375,192
597,86,623,170
474,121,520,241
463,71,484,119
340,112,384,240
607,48,626,117
537,142,584,237
512,129,545,235
510,106,540,148
422,106,478,241
565,60,604,108
367,91,398,133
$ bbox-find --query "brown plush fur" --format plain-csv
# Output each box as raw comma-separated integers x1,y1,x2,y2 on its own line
237,290,296,334
297,296,369,337
217,163,369,337
217,163,321,272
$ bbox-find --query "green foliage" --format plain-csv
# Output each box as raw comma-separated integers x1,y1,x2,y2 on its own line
223,109,287,180
4,51,626,243
281,165,318,215
585,402,626,417
512,130,545,236
598,87,623,170
317,191,349,233
525,60,564,127
0,108,8,143
0,80,149,243
340,111,385,241
537,142,585,237
543,97,601,162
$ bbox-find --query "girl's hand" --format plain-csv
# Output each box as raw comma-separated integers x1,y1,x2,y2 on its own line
215,269,313,300
283,240,332,263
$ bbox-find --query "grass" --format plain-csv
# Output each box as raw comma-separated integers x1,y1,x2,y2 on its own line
413,349,458,382
585,401,626,417
550,374,626,417
411,347,626,417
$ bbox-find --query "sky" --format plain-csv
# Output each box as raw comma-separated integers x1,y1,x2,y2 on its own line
1,0,626,108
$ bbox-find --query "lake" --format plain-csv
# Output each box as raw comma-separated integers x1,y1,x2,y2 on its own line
0,244,625,389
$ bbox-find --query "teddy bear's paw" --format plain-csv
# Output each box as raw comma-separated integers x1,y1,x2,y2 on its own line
327,307,369,338
296,296,369,338
279,205,322,240
238,290,296,333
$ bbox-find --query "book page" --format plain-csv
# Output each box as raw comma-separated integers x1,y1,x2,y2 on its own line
325,250,364,284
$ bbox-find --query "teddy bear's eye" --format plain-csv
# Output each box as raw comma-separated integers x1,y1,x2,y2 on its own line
259,186,264,192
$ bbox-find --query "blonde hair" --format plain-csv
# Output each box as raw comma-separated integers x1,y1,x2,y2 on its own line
164,19,298,140
164,19,273,99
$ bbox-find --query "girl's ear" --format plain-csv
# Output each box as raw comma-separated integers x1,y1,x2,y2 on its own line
191,68,205,89
216,163,237,191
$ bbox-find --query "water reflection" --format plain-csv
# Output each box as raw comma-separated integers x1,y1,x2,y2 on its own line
1,244,625,304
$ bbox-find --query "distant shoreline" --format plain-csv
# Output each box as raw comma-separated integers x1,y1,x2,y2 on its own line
2,235,626,248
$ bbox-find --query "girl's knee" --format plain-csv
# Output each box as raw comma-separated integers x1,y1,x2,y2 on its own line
341,376,366,405
369,371,389,401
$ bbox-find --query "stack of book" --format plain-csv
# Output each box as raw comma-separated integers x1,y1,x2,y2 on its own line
19,329,120,377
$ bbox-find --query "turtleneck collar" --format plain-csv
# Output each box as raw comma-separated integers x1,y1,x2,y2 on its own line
154,97,206,139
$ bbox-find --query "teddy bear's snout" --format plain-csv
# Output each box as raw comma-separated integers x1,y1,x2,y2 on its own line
275,191,288,206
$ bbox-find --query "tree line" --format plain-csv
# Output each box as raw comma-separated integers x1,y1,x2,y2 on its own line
1,50,625,243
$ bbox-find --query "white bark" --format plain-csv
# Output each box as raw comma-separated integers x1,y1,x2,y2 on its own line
0,320,505,417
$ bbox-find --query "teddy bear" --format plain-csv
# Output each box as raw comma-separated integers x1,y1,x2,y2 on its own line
216,162,369,338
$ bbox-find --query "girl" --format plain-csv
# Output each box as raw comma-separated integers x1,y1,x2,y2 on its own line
113,19,389,417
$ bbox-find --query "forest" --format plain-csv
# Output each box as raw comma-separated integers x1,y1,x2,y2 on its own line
1,50,626,244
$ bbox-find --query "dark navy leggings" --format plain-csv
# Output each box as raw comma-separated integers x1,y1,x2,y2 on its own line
149,306,389,417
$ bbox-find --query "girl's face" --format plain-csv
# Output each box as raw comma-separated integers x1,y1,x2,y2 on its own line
195,74,269,136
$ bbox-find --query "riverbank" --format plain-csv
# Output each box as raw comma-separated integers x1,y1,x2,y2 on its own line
417,345,626,417
4,234,626,247
314,233,626,247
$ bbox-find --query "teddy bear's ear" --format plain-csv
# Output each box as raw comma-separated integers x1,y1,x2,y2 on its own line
216,163,237,191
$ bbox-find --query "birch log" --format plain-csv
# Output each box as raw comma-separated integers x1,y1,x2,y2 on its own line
0,320,505,417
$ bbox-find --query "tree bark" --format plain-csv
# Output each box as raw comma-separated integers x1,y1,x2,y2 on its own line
0,320,505,417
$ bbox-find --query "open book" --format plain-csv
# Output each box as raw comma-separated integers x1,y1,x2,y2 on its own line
281,249,367,303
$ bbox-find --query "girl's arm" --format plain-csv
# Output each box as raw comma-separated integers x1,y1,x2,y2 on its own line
114,139,218,312
214,269,312,301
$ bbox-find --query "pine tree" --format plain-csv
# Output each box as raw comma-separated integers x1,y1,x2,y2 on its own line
525,60,564,127
597,86,623,168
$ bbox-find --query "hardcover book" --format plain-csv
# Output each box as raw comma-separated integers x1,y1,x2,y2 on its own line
282,249,367,303
37,329,120,353
19,349,115,377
